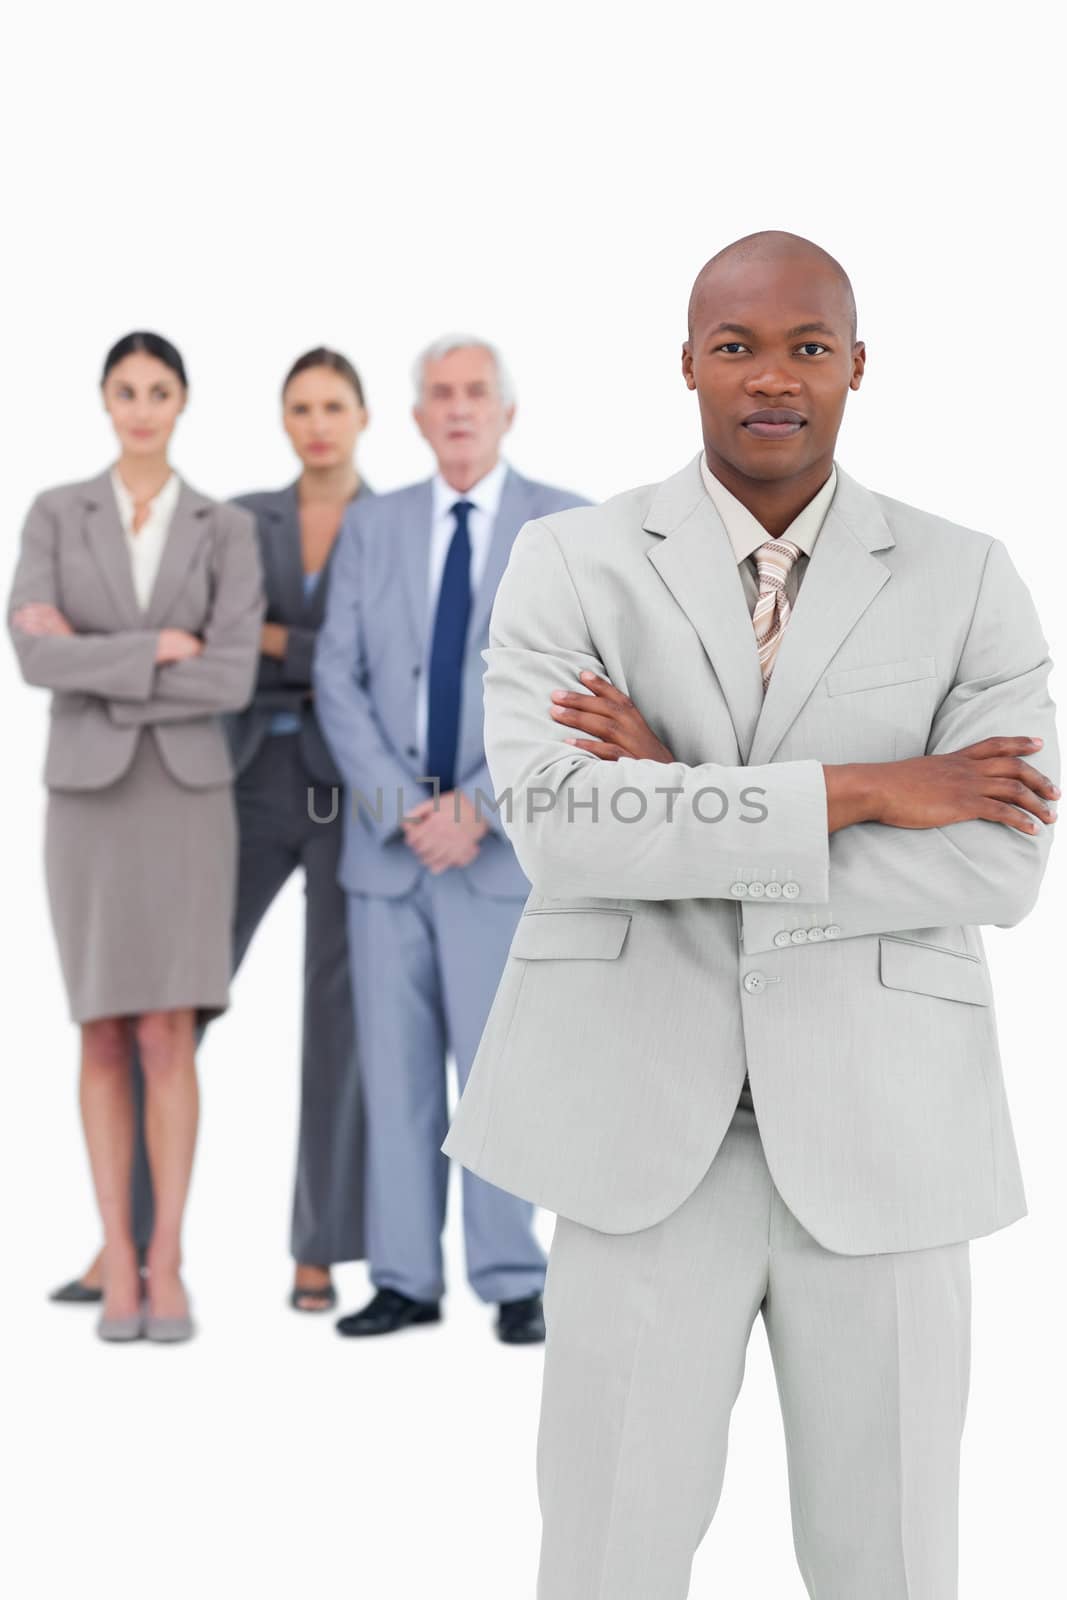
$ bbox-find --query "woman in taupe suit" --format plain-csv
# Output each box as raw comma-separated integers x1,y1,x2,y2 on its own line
8,332,263,1342
51,348,370,1315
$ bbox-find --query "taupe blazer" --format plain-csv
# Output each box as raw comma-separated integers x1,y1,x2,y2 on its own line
7,471,264,790
443,456,1059,1253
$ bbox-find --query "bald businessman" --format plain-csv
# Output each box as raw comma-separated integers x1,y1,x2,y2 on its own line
443,232,1060,1598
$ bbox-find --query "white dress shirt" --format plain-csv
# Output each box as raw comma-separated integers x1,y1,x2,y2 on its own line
110,468,181,611
699,453,838,615
416,457,509,767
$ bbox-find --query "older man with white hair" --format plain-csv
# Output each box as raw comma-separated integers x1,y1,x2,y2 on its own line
314,335,588,1342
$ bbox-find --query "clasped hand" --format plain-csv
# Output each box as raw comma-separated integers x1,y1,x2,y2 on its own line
402,789,489,874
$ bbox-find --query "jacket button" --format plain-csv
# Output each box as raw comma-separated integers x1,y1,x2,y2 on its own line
781,881,800,898
406,746,417,758
824,923,841,938
807,926,824,941
747,880,766,897
790,928,808,944
730,881,748,897
763,881,782,898
743,971,766,995
413,665,421,677
773,930,792,948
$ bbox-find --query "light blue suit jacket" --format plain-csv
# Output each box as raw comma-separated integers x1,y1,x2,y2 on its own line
313,464,589,898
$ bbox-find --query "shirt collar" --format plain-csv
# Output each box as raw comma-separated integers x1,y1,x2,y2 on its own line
699,453,838,564
431,457,509,523
111,467,180,533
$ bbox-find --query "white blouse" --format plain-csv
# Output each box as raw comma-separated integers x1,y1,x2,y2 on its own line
110,468,181,610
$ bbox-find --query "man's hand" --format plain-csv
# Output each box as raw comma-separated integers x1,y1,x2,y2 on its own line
825,737,1060,836
156,629,203,664
260,622,289,660
11,603,73,637
402,789,489,873
549,671,676,762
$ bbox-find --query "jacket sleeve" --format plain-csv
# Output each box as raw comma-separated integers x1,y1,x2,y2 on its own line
740,537,1060,953
481,518,831,901
7,494,160,700
280,624,317,688
108,506,265,725
457,756,509,839
312,508,427,843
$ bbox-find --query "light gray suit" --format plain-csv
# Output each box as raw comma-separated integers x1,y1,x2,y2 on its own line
314,464,589,1304
443,456,1058,1596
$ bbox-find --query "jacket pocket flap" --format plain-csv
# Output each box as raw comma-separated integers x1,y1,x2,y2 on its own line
826,656,936,695
511,909,632,961
878,937,991,1005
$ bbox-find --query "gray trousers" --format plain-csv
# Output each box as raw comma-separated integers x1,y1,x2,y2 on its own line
537,1098,971,1600
346,868,547,1304
130,734,364,1264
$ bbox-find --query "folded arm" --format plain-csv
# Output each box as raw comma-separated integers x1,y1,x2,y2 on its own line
482,518,831,901
108,508,265,726
741,538,1059,951
7,496,160,699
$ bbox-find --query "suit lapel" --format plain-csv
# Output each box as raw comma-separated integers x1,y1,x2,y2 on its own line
270,482,307,616
468,467,529,644
645,457,896,765
82,472,141,627
143,479,213,625
747,471,895,765
310,478,373,622
645,458,765,760
400,481,435,651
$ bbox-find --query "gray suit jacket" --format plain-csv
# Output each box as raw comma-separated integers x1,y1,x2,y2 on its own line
8,472,264,790
443,455,1059,1252
313,464,589,898
224,480,374,784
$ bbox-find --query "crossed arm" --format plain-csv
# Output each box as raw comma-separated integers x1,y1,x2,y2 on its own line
483,519,1059,932
7,496,265,721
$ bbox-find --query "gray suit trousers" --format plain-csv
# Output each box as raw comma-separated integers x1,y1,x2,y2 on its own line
130,734,364,1263
345,868,546,1304
537,1100,971,1600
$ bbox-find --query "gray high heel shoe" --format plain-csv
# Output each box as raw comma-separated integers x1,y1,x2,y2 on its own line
96,1306,144,1343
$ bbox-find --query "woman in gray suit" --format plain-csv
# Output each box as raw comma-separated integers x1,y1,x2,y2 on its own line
8,332,263,1342
222,348,371,1310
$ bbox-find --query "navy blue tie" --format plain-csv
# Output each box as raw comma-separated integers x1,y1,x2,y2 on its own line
426,499,473,794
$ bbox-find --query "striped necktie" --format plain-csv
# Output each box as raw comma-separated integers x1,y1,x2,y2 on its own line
752,537,802,689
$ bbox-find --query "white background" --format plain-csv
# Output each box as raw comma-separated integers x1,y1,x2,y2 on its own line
2,3,1063,1596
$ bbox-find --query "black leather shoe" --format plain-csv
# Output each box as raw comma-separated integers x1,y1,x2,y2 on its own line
50,1245,148,1304
496,1294,546,1345
49,1277,104,1305
335,1287,441,1337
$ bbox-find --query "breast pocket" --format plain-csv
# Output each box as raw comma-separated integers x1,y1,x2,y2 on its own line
825,656,936,696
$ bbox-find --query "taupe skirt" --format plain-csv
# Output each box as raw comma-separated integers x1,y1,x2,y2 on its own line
44,731,237,1026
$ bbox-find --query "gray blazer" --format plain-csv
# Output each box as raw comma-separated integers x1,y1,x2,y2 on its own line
7,472,264,790
225,480,374,784
443,455,1059,1253
313,465,589,898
